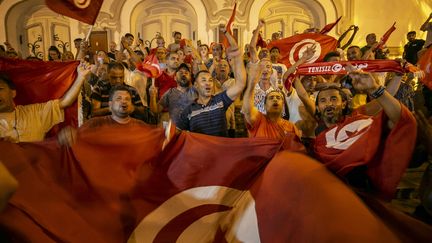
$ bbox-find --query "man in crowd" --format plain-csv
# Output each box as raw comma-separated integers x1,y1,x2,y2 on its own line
149,63,196,125
91,62,146,120
403,31,425,64
242,61,304,151
0,62,90,142
108,41,118,61
167,31,182,52
177,28,245,137
155,52,179,99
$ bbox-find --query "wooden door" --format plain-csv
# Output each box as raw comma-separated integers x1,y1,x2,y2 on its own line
89,31,108,53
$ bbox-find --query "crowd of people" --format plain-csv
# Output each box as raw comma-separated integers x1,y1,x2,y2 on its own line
2,14,432,227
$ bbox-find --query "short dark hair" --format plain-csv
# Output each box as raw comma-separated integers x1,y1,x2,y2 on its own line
177,63,191,73
165,51,177,59
74,38,82,42
195,70,210,80
125,33,134,39
407,31,416,35
323,51,340,62
109,85,132,101
269,46,280,52
48,46,61,60
108,62,125,72
0,73,16,90
348,45,361,50
265,90,285,105
173,31,182,37
315,86,350,117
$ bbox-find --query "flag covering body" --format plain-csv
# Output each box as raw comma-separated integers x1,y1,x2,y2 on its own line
1,122,431,242
45,0,104,25
314,106,417,199
267,33,338,68
319,16,342,34
0,57,79,135
417,47,432,89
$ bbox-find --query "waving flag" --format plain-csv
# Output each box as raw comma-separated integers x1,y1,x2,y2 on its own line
1,123,432,242
320,16,342,35
46,0,104,25
267,33,338,68
314,106,417,199
0,57,79,135
256,33,267,48
376,22,396,50
417,47,432,89
136,54,161,78
222,2,237,48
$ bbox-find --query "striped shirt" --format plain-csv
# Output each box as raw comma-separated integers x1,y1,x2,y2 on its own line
177,91,233,137
90,80,143,109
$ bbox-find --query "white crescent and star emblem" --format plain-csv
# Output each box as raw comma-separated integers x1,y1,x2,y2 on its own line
325,118,373,150
128,186,261,243
289,39,321,65
73,0,91,9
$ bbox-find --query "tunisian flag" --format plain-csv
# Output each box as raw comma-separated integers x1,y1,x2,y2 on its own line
319,16,342,35
417,46,432,89
45,0,104,25
136,54,161,78
314,105,417,199
1,123,431,242
222,3,237,49
0,57,79,135
267,33,338,68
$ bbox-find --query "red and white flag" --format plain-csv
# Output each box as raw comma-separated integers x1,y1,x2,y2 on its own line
376,22,396,50
267,33,338,68
314,106,417,199
136,54,161,78
417,47,432,89
297,60,404,75
0,57,79,135
222,2,237,49
319,16,342,35
45,0,104,25
1,123,431,242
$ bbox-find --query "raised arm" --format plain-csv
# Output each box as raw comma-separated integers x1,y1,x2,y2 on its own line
283,44,317,80
242,62,262,126
249,19,265,63
222,26,247,101
349,70,402,128
149,85,163,114
340,25,359,50
59,62,91,109
421,13,432,31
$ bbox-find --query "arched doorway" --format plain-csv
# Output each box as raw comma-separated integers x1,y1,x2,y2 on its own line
129,0,198,48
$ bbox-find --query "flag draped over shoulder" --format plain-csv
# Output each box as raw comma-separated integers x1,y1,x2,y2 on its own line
267,33,338,68
417,47,432,89
314,106,417,199
0,57,79,135
1,123,431,242
45,0,104,25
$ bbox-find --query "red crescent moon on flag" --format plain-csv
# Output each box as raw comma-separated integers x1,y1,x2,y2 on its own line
73,0,91,9
288,39,321,65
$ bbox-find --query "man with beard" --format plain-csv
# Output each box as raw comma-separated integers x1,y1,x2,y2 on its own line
242,62,304,152
299,69,416,195
90,62,145,119
149,63,196,125
155,52,179,99
58,85,147,146
177,27,246,137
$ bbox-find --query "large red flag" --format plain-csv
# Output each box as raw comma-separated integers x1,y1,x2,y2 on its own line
222,3,237,49
417,47,432,89
319,16,342,35
314,106,417,199
376,22,396,50
1,123,431,242
45,0,103,25
0,57,79,135
267,33,338,68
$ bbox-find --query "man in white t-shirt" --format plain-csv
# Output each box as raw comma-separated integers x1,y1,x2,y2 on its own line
0,62,90,142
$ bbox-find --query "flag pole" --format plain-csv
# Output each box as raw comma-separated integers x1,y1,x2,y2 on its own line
84,25,93,42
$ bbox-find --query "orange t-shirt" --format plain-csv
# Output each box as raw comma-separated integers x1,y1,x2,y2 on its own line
247,112,305,152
